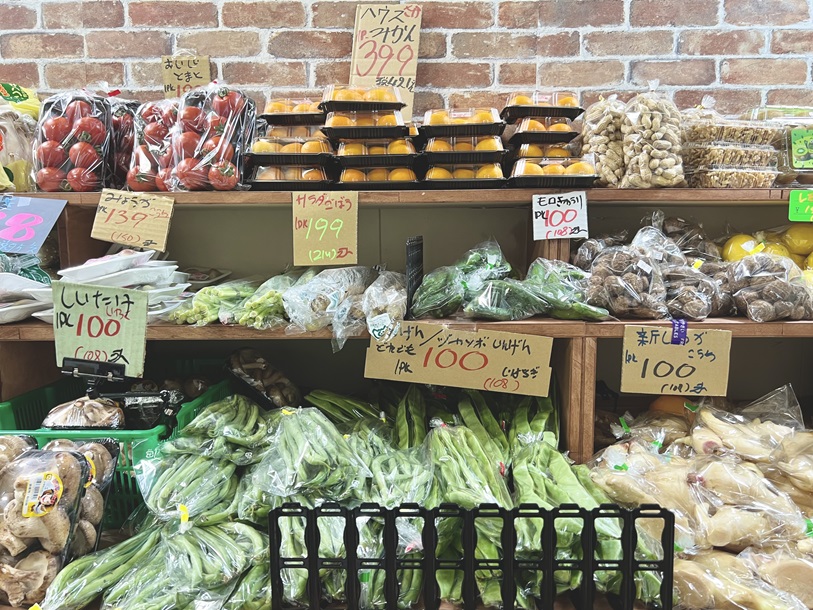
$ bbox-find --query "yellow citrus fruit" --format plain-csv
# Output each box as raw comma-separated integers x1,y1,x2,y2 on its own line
377,114,399,126
722,234,758,262
564,161,596,175
453,168,475,179
283,167,302,180
545,147,570,158
368,168,389,181
524,119,547,132
327,114,354,127
340,142,367,156
341,169,367,182
805,252,813,269
475,164,503,179
475,138,501,151
364,88,397,102
309,102,321,112
292,103,313,113
388,167,416,181
542,164,566,175
549,122,573,132
334,89,363,101
355,115,376,126
451,117,468,124
268,127,289,137
454,141,475,152
301,140,329,154
520,144,545,158
265,101,293,113
257,167,283,180
252,140,282,153
783,224,813,255
428,110,450,125
558,95,579,107
368,144,387,155
426,167,454,180
521,162,545,176
426,139,453,152
302,168,325,181
763,242,791,258
280,142,303,154
290,126,309,138
312,129,327,139
792,253,806,268
512,94,534,106
387,140,413,154
470,110,495,124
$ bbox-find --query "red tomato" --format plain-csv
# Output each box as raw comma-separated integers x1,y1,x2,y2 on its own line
42,116,70,142
211,87,245,117
72,117,106,146
144,122,169,146
65,100,92,124
114,151,131,175
68,142,101,169
201,136,234,162
208,161,238,191
113,108,134,132
36,167,67,192
67,167,99,192
205,113,227,136
175,158,208,191
118,132,135,153
36,140,67,168
157,146,173,169
172,132,201,160
155,167,172,191
162,104,178,128
126,168,157,191
179,106,205,133
139,102,162,123
132,144,156,170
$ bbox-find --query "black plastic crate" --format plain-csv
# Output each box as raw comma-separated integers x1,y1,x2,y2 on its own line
268,502,674,610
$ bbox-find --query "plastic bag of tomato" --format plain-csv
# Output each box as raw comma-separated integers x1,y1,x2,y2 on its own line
110,97,138,189
127,84,255,192
33,92,114,192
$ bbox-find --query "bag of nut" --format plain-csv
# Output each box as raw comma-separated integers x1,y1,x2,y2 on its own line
582,95,626,187
620,86,685,188
729,253,813,322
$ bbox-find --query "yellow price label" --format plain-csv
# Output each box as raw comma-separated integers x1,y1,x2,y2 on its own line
179,503,189,524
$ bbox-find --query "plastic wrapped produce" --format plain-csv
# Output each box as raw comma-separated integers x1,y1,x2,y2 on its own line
228,348,300,408
663,265,719,320
168,277,260,325
0,436,35,471
410,265,465,318
620,90,685,188
693,258,735,316
729,253,813,322
283,266,377,332
524,258,611,321
41,397,124,429
34,91,113,192
0,98,38,191
585,246,669,319
331,293,365,352
581,95,626,186
237,268,310,330
571,231,628,271
127,99,178,192
362,271,407,342
223,560,272,610
613,411,690,450
462,278,550,321
109,97,138,189
631,226,687,267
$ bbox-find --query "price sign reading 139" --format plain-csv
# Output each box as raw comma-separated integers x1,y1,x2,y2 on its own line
292,191,358,267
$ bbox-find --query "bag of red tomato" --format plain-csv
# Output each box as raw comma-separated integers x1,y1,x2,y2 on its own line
33,92,114,192
127,84,255,192
110,97,138,190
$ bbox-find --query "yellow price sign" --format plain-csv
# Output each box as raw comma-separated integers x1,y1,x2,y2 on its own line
292,191,358,266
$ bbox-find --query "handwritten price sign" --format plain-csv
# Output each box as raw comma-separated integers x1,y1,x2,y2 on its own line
621,324,732,396
532,191,589,241
350,4,421,120
789,190,813,222
365,322,553,397
0,195,67,255
161,55,211,99
53,282,148,377
91,189,175,252
293,191,358,266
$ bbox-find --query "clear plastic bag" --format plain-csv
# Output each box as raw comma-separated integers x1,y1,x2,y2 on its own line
581,95,626,186
729,253,813,322
410,265,465,319
41,396,124,429
740,546,813,608
331,293,365,352
0,435,36,470
236,268,308,330
571,230,629,271
227,348,300,408
455,239,513,298
223,561,272,610
168,84,256,192
524,258,611,321
109,96,138,190
621,89,685,189
283,266,377,332
169,277,260,326
362,271,407,342
33,91,114,192
631,226,688,267
181,395,272,449
462,278,549,321
612,411,690,450
663,265,719,321
585,246,669,319
0,100,37,191
127,98,178,192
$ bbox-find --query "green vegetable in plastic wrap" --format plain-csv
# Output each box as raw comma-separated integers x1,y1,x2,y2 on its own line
410,266,465,318
237,268,309,330
463,278,550,321
525,258,611,321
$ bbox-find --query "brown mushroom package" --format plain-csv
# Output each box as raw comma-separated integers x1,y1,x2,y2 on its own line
41,396,124,429
0,449,90,607
729,253,813,322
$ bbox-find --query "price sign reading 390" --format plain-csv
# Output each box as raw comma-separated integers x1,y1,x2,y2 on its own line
293,191,358,266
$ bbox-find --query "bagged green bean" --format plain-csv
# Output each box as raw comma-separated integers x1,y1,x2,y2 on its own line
525,258,611,321
223,561,272,610
462,278,550,321
410,265,465,318
181,395,273,449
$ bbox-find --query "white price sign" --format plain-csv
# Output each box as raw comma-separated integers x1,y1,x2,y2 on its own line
532,191,589,241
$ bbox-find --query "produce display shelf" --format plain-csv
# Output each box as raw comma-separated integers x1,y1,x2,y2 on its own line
24,188,789,208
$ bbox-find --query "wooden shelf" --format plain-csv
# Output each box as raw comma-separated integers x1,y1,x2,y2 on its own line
26,188,791,208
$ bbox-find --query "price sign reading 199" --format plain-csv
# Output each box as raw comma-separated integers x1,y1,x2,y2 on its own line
292,191,358,267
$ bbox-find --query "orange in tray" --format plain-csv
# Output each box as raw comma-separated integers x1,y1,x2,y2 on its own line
545,147,570,158
302,168,325,181
252,141,282,153
543,164,566,175
302,140,330,154
389,167,416,181
377,114,399,126
387,140,413,154
521,163,546,176
469,110,496,124
281,142,303,154
454,168,475,179
284,168,302,180
355,115,376,126
364,88,398,102
512,94,534,106
475,138,501,151
428,110,451,125
327,114,354,127
340,143,367,156
265,101,294,113
426,139,452,152
257,167,284,180
342,169,367,182
368,144,387,155
334,89,364,101
524,119,547,132
548,121,573,132
565,161,596,175
368,168,389,181
475,165,503,179
426,167,454,180
520,144,545,158
454,141,475,152
557,95,579,107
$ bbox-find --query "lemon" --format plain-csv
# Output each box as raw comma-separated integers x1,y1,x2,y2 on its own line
426,139,452,152
783,224,813,255
722,234,758,261
763,242,791,258
791,253,807,268
252,140,282,153
368,168,389,181
426,167,453,180
520,162,545,176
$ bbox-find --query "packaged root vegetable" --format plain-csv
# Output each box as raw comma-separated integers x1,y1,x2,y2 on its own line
0,101,37,191
729,253,813,321
571,230,629,270
227,348,300,408
34,91,114,192
663,265,719,321
362,271,406,342
41,396,124,429
581,95,626,186
331,293,365,352
631,226,688,267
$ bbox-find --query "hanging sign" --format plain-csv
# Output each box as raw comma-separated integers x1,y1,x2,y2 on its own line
0,194,67,255
293,191,358,266
532,191,589,241
91,189,174,252
161,55,211,98
789,189,813,222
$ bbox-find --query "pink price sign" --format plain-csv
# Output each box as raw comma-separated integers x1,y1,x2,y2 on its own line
0,195,67,255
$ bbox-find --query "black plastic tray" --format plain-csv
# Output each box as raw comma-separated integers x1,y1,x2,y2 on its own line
269,503,675,610
508,174,598,189
336,180,421,190
423,150,506,165
501,105,585,123
246,152,334,166
258,112,326,126
323,125,409,140
508,130,580,146
249,180,337,191
320,100,406,114
422,178,507,190
420,122,506,138
336,153,420,168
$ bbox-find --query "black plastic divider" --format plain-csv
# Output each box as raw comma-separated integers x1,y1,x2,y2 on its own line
268,502,674,610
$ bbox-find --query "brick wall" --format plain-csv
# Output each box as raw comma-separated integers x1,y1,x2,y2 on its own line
2,0,813,115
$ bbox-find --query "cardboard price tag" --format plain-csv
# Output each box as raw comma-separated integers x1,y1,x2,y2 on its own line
621,324,732,396
350,3,421,120
364,322,553,397
293,191,358,266
532,191,589,241
161,55,211,98
52,282,148,377
0,194,67,255
789,189,813,222
91,189,174,252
